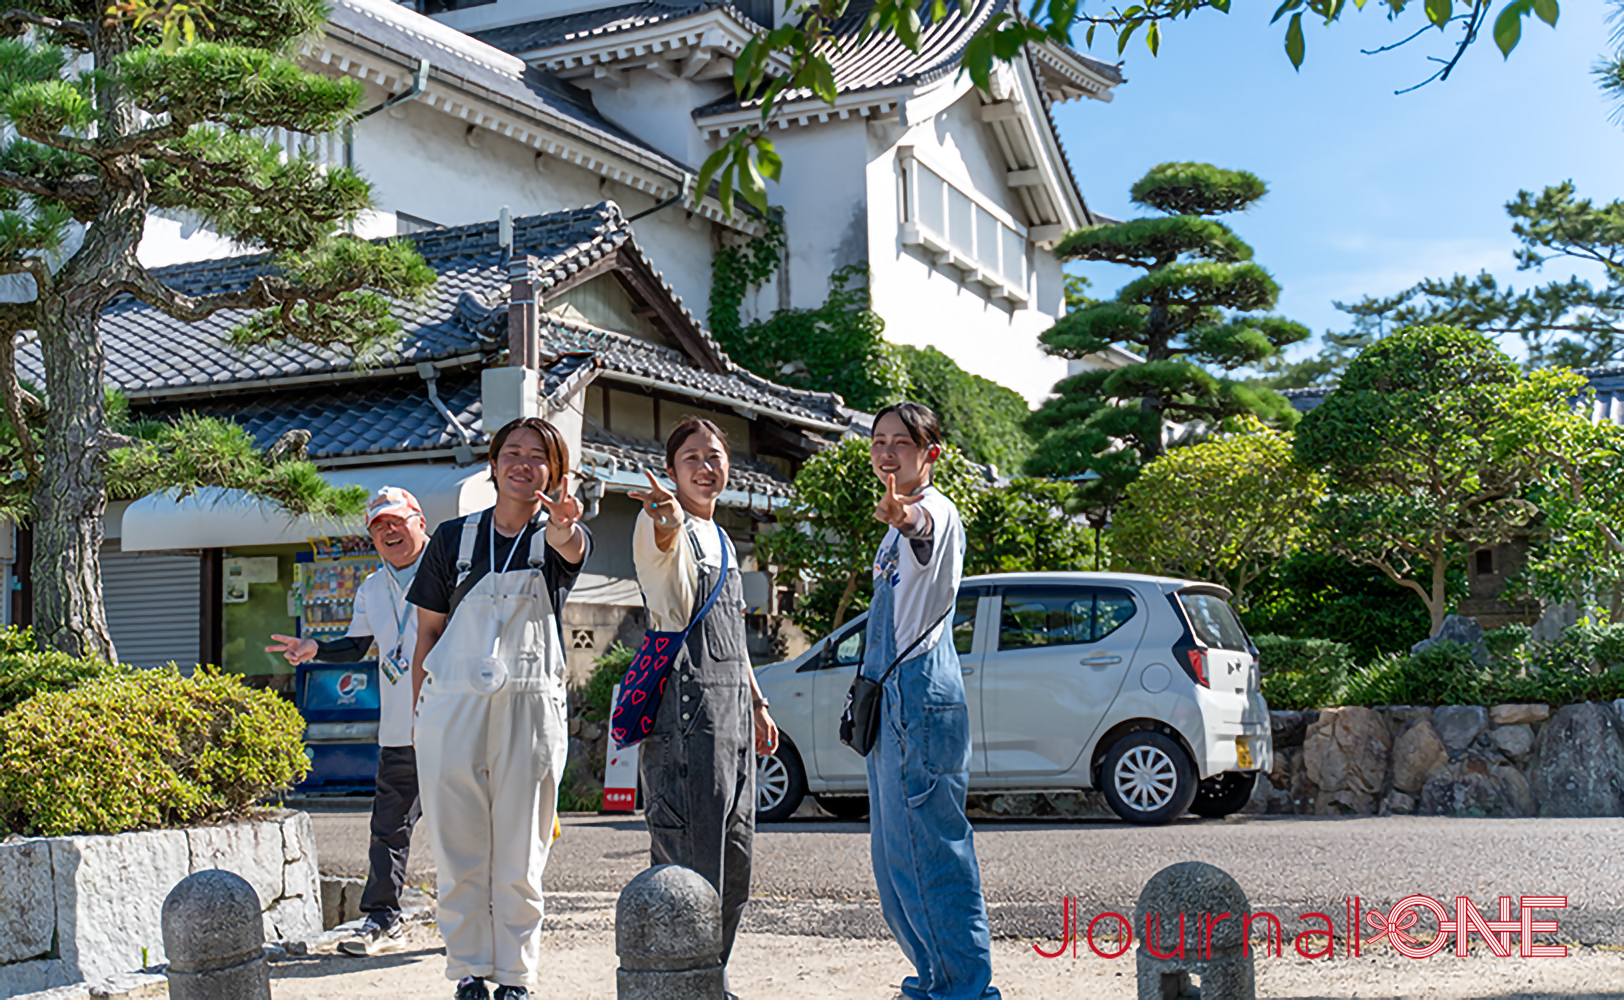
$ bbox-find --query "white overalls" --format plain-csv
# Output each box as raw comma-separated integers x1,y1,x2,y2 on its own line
414,513,570,987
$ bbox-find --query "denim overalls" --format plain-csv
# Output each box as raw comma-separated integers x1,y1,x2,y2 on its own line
864,536,1000,1000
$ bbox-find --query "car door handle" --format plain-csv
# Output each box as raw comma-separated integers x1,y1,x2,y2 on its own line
1080,654,1122,666
962,666,975,675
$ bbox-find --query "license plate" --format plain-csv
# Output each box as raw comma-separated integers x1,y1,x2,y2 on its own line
1235,737,1254,769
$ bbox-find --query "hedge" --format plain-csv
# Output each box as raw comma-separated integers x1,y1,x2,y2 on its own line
1256,622,1624,711
0,667,310,837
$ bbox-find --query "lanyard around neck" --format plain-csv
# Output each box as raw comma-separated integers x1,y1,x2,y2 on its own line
490,510,538,577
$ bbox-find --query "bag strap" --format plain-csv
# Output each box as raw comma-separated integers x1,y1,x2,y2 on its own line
686,522,730,630
453,514,480,589
872,606,953,686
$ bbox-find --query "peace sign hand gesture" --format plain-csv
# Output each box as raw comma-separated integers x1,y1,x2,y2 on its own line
538,473,583,528
629,469,680,527
874,473,926,531
540,474,588,563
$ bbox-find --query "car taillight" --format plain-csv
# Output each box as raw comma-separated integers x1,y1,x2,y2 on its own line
1187,648,1209,688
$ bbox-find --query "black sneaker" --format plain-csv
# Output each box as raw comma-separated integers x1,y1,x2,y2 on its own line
493,987,529,1000
454,977,489,1000
337,917,404,957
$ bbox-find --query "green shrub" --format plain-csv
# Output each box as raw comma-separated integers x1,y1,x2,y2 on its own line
1340,642,1487,707
1254,634,1353,710
1239,552,1441,661
1483,624,1531,661
578,642,634,722
0,667,310,836
0,626,122,716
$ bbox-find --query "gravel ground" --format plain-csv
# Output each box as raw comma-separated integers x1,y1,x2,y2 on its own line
268,893,1624,999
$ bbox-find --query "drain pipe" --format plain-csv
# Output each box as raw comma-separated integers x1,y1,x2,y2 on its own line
355,57,430,122
417,362,476,465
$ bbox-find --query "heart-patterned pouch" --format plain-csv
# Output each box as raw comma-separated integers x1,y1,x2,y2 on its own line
610,523,728,747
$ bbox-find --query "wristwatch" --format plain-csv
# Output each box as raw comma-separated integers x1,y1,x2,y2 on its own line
753,695,770,710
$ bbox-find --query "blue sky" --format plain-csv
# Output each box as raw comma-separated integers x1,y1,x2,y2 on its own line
1049,1,1624,364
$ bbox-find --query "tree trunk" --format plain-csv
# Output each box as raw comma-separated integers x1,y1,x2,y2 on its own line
1427,554,1449,637
831,569,860,630
29,25,142,660
30,292,113,660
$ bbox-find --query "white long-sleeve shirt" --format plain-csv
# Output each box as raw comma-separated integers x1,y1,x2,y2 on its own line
632,509,735,632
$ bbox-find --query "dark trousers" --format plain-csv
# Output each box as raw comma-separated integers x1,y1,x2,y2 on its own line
361,745,421,925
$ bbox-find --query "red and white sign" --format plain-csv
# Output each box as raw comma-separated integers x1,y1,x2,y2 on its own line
602,683,639,812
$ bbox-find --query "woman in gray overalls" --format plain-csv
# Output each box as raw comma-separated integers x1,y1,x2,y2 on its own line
629,416,779,978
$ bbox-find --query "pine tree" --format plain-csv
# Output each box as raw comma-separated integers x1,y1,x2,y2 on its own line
0,2,435,658
1026,162,1307,510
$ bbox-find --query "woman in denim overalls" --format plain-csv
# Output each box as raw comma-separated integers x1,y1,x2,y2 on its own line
865,402,1000,1000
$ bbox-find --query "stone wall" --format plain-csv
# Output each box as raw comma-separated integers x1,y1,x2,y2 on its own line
1252,700,1624,818
0,810,321,999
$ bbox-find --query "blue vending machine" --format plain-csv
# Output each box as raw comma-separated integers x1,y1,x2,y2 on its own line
292,540,385,792
295,661,381,792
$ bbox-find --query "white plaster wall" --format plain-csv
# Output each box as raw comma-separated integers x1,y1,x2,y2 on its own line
349,89,719,312
581,70,731,170
758,120,870,315
864,93,1068,406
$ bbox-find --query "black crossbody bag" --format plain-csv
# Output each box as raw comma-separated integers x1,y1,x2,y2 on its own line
838,607,952,757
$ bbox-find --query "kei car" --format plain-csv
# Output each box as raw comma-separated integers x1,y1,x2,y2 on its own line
752,571,1274,825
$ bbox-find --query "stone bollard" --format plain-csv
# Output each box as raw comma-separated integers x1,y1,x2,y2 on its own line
616,864,725,1000
162,869,272,1000
1135,861,1255,1000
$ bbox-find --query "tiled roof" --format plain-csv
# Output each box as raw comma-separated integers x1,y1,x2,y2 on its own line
470,0,764,56
1026,49,1094,226
1283,366,1624,423
692,0,1002,117
581,427,794,497
80,201,848,431
324,0,691,175
1576,365,1624,426
25,205,624,395
542,314,845,425
140,354,597,461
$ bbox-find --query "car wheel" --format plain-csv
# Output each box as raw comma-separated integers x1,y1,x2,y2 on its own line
1100,731,1198,826
756,739,808,822
1190,771,1258,819
814,794,869,820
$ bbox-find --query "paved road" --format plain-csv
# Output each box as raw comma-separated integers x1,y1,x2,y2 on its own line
305,804,1624,944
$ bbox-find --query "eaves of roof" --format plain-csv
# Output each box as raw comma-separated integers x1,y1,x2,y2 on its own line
471,0,769,60
691,0,1003,121
1023,47,1092,227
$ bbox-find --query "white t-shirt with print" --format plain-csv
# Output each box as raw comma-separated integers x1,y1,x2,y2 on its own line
872,486,964,655
348,565,418,748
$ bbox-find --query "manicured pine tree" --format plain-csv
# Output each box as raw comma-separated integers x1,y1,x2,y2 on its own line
1025,162,1308,511
0,0,435,658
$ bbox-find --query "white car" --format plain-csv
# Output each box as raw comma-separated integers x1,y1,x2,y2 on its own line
753,571,1273,825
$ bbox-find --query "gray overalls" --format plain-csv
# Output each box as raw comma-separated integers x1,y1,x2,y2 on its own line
637,522,755,962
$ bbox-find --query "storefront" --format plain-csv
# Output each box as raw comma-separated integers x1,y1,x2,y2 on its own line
118,463,496,687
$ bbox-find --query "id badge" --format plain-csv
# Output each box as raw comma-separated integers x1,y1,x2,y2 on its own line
380,645,406,685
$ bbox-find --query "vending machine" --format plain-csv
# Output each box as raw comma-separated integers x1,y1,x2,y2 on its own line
292,537,384,792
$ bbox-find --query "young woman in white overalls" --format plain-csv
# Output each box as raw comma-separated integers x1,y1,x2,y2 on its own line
628,416,778,985
407,417,591,1000
865,402,1000,1000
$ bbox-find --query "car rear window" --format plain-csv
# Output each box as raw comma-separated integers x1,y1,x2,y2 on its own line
999,590,1137,650
1178,592,1249,651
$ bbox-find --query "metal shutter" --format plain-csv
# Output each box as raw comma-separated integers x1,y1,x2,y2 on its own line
101,544,201,668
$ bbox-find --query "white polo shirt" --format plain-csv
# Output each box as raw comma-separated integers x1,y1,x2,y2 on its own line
347,563,418,748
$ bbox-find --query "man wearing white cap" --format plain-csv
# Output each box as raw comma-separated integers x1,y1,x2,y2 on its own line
266,486,430,955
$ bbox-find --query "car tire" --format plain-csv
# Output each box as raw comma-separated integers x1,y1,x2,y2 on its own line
756,739,807,822
1190,771,1258,819
814,794,870,820
1099,730,1198,826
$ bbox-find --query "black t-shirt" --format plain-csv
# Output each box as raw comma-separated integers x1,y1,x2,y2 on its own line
406,508,592,618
